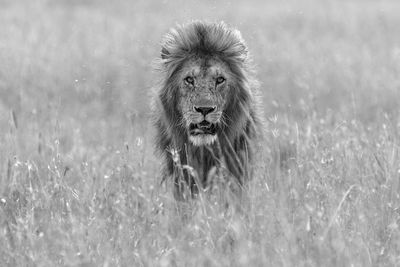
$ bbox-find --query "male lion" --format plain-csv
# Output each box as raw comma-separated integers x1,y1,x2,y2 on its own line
153,21,263,200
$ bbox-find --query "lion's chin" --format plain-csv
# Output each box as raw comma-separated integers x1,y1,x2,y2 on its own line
188,121,218,146
189,134,217,146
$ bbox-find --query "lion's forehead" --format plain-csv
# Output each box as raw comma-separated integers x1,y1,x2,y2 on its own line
183,58,228,78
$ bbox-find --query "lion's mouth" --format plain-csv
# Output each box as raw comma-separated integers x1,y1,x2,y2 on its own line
189,121,217,136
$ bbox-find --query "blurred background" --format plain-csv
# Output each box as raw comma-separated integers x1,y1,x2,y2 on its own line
1,0,400,159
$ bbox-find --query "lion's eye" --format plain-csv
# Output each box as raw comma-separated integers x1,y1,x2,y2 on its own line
216,77,225,85
184,76,194,85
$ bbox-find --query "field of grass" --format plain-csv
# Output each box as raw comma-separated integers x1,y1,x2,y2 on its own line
1,0,400,266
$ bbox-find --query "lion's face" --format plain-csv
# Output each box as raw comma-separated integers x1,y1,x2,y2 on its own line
178,57,231,146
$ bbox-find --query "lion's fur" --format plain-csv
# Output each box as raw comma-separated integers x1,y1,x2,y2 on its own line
152,21,263,200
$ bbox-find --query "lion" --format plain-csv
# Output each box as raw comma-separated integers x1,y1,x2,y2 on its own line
152,21,263,200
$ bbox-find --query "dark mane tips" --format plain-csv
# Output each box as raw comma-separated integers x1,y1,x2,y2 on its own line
160,21,249,67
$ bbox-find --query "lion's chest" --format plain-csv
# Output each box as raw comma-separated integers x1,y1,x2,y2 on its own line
185,144,221,186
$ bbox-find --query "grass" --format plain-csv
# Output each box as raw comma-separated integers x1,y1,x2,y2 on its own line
1,0,400,266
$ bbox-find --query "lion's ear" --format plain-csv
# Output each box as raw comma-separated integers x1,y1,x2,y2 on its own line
161,46,170,60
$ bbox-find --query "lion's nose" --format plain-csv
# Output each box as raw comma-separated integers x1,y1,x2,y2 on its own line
194,106,216,116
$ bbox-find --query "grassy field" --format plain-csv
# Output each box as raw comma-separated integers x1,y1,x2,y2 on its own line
1,0,400,266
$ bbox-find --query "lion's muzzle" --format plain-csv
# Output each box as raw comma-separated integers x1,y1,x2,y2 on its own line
189,105,220,135
187,106,221,146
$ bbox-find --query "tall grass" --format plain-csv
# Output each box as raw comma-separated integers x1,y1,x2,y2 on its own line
1,0,400,266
